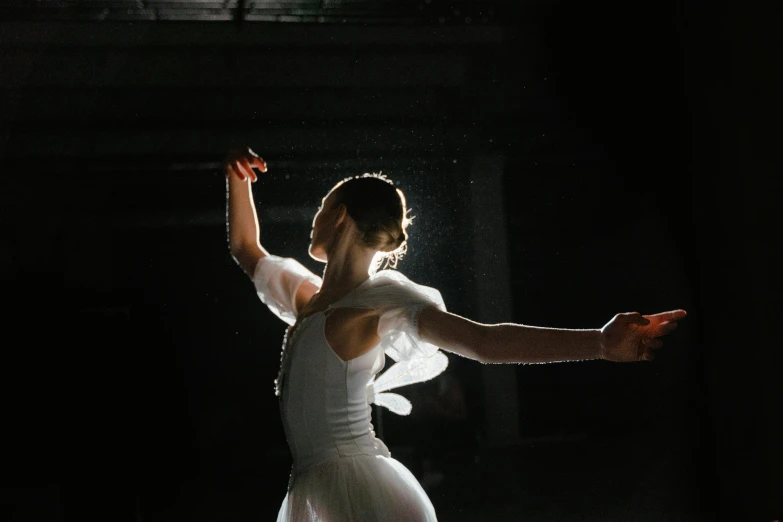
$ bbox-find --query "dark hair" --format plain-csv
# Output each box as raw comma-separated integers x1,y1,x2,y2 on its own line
328,173,413,271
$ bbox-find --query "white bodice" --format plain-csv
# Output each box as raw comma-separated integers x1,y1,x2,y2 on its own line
254,256,445,520
278,310,391,475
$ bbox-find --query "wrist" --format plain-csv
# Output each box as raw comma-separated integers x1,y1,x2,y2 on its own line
596,328,606,360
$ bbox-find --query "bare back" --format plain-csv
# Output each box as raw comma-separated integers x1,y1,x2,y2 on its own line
295,284,381,362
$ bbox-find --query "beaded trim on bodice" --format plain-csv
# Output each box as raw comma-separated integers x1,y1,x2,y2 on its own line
274,312,321,397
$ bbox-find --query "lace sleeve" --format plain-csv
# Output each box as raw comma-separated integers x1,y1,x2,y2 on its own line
252,254,323,326
374,277,445,362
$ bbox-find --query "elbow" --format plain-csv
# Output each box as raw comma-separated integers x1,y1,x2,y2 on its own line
229,242,265,275
228,226,261,255
229,233,251,254
473,325,513,364
228,243,246,263
228,241,244,257
468,325,494,364
229,239,258,258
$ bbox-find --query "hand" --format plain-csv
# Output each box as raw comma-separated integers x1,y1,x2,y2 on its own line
599,309,687,362
224,147,267,182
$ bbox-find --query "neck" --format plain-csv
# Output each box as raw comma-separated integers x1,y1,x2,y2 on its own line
319,229,377,300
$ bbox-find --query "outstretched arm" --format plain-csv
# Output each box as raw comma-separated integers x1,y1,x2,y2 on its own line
417,307,686,364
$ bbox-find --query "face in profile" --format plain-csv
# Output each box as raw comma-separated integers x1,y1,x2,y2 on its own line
308,192,338,262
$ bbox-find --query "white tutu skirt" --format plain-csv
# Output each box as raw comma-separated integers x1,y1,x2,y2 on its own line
276,455,437,521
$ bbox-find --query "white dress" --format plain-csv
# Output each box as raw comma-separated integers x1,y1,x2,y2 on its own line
252,255,449,521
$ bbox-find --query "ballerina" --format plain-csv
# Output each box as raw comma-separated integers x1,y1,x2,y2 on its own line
224,147,687,521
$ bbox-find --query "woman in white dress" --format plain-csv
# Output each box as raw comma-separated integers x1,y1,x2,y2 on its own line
224,148,686,521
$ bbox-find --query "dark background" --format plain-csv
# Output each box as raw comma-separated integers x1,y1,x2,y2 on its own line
1,1,780,521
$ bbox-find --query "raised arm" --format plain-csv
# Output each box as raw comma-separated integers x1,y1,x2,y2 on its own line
225,148,320,316
417,307,686,364
226,148,270,275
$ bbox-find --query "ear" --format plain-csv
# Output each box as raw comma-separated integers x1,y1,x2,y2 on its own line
334,203,348,227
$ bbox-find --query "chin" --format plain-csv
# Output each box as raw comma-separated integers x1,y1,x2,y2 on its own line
308,244,327,263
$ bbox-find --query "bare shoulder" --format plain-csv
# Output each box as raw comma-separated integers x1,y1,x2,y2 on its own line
294,279,321,316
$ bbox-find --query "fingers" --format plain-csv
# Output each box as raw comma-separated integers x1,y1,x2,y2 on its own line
639,318,680,339
639,335,668,362
224,147,267,180
227,157,254,182
621,312,650,326
224,149,246,180
654,321,678,337
238,157,257,182
227,159,247,181
629,309,687,363
644,309,687,322
251,156,268,173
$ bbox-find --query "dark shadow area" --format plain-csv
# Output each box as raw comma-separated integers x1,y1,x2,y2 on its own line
1,0,780,521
